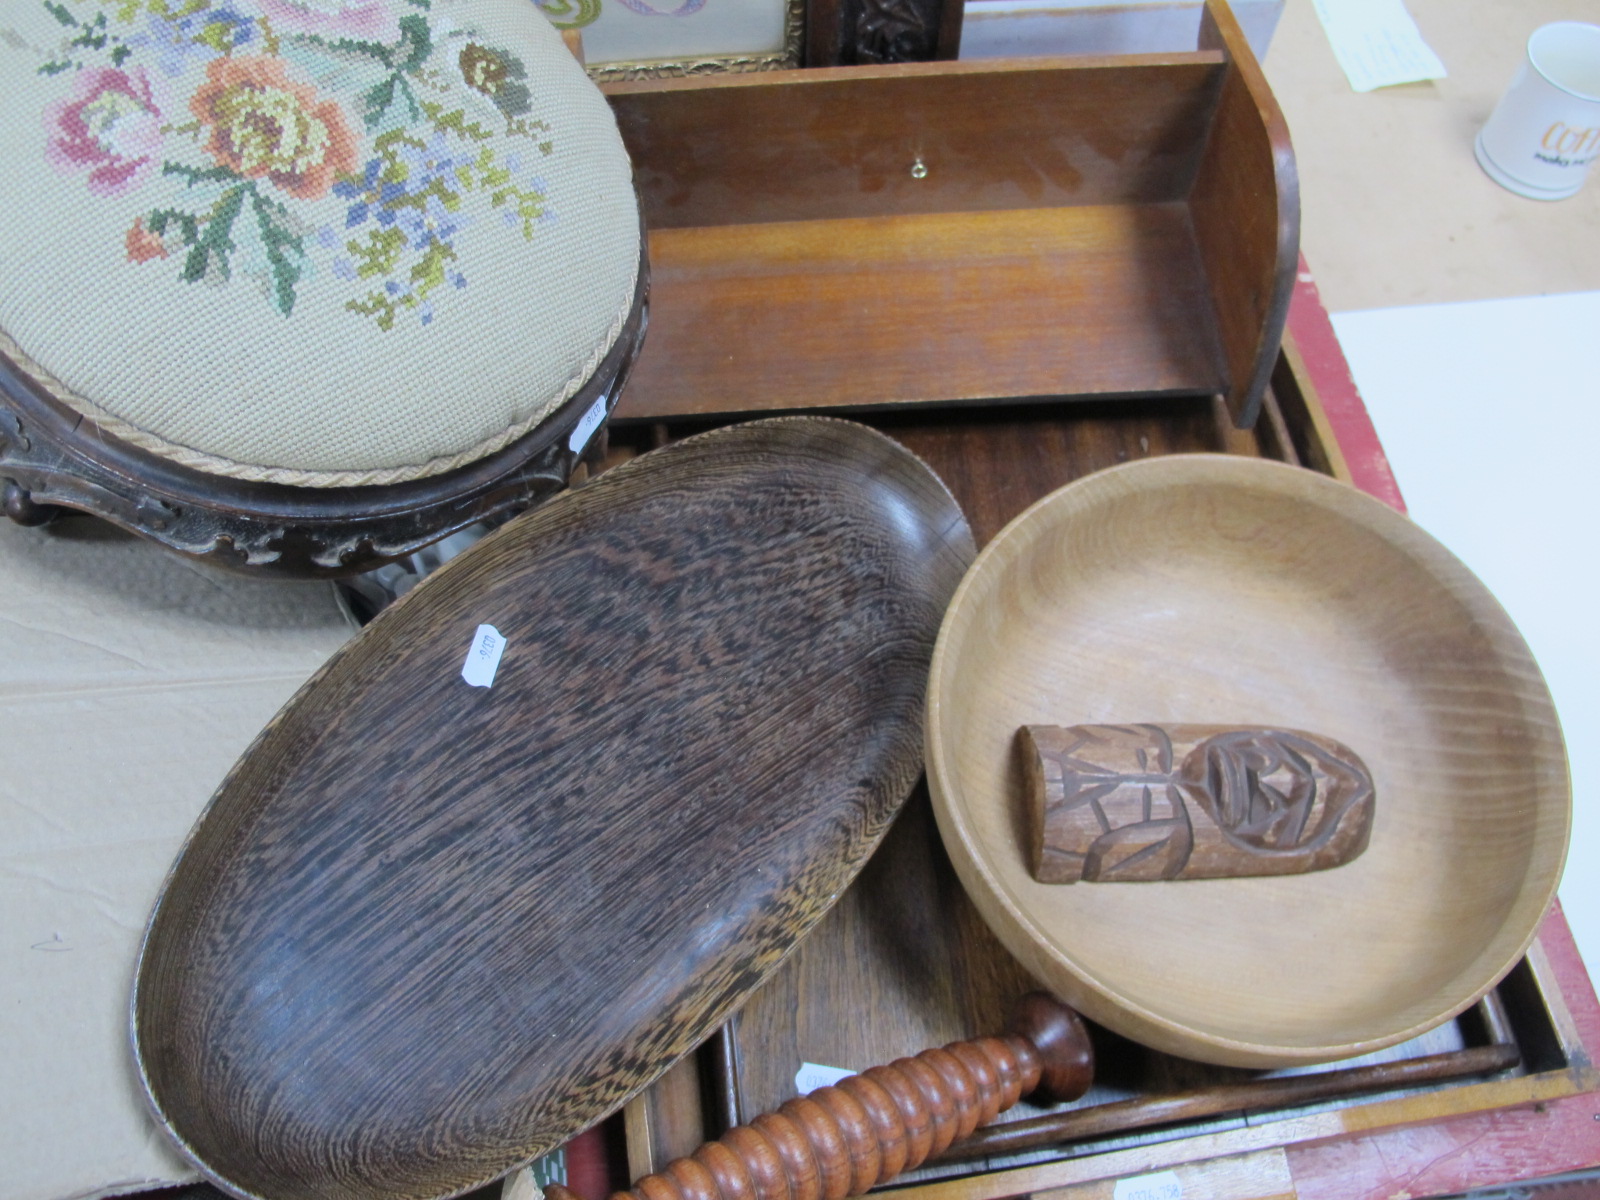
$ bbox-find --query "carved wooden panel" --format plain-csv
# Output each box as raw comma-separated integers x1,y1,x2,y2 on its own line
805,0,961,66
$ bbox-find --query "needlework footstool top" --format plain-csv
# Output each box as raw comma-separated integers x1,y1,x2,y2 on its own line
0,0,640,487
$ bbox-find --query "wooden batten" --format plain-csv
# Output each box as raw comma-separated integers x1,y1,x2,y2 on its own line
604,1,1296,428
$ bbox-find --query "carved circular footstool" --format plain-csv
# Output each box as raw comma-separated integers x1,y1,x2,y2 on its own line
0,0,645,576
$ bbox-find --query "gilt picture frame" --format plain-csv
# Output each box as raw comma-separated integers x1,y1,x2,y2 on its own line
536,0,804,81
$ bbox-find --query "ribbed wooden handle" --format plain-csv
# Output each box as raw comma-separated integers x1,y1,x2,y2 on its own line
547,993,1091,1200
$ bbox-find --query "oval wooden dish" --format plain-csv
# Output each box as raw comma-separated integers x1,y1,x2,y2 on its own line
133,418,975,1200
926,454,1570,1068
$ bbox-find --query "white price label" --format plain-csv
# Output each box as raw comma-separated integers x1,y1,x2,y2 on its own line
794,1062,855,1093
1113,1171,1183,1200
568,395,609,456
461,624,507,688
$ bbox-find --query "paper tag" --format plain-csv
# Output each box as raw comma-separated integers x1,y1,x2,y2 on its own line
1311,0,1446,93
568,395,609,456
794,1062,855,1093
461,624,507,688
1113,1171,1183,1200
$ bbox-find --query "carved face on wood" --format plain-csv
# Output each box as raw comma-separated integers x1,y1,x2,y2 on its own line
1020,724,1375,883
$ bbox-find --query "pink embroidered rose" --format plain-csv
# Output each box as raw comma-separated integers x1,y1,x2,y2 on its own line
256,0,402,41
45,67,163,197
189,56,359,200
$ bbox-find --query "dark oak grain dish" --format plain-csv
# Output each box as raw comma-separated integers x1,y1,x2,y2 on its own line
132,417,975,1200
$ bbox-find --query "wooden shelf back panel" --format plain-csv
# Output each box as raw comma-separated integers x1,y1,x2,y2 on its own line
606,55,1226,229
613,204,1226,422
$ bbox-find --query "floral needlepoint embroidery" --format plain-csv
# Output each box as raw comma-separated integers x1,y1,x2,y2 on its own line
459,42,532,118
25,0,561,327
45,66,164,197
256,0,404,41
190,56,358,200
125,216,169,262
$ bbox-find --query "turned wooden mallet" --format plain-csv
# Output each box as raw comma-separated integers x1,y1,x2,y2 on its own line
546,993,1093,1200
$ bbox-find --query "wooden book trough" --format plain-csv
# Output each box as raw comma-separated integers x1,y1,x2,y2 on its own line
603,0,1295,429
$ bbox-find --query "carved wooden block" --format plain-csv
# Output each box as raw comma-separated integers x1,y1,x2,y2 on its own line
1020,724,1375,883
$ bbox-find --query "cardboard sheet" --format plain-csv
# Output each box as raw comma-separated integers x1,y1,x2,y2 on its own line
1331,291,1600,981
0,518,351,1200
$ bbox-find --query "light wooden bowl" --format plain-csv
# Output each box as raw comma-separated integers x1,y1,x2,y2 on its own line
926,455,1570,1067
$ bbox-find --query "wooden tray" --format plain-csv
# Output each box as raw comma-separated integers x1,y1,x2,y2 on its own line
600,344,1600,1199
591,5,1596,1190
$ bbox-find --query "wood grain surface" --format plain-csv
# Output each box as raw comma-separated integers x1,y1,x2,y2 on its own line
604,56,1224,229
926,454,1569,1066
132,417,975,1200
615,206,1225,421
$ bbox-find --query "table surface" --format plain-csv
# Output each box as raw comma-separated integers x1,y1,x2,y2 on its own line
1261,0,1600,313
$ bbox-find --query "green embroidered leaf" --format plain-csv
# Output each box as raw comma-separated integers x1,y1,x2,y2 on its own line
148,208,200,245
471,157,511,190
183,184,246,284
505,116,556,152
347,227,407,279
361,76,396,129
43,2,77,28
462,149,548,238
387,74,423,125
408,238,456,298
110,43,131,65
38,60,74,76
294,33,396,69
195,20,235,53
249,188,305,317
165,162,242,188
494,81,532,119
293,10,431,73
69,20,110,52
347,292,404,331
108,0,206,24
422,103,494,143
362,74,424,130
494,184,549,239
395,14,431,72
181,243,211,284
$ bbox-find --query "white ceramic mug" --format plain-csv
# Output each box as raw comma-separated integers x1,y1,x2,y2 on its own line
1476,21,1600,200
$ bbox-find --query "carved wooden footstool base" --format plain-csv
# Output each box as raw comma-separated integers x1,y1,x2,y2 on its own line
0,0,645,576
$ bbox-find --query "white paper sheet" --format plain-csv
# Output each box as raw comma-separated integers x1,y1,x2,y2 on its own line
1311,0,1446,92
1331,292,1600,980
